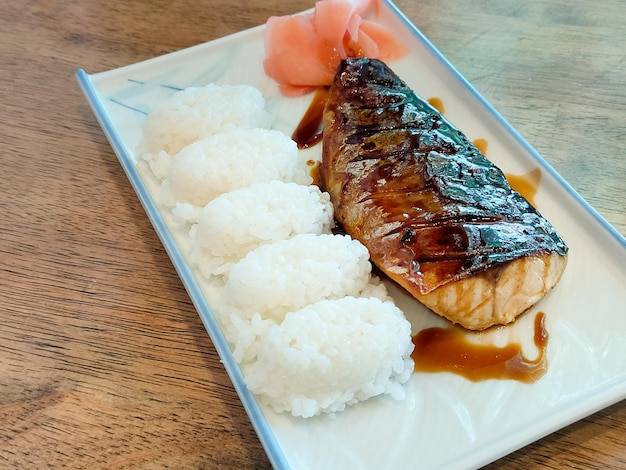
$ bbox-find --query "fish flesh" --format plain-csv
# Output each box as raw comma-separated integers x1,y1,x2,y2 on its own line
320,58,568,330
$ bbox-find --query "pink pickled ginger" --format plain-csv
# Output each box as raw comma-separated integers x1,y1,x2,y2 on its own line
264,0,408,96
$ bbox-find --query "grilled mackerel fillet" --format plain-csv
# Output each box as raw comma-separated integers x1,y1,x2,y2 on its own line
320,58,568,330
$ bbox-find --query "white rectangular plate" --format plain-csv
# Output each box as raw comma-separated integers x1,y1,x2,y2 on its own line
76,1,626,468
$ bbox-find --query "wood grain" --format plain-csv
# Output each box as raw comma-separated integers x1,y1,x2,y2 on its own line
1,0,623,468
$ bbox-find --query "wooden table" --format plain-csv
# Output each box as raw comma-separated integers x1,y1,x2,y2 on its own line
2,0,624,467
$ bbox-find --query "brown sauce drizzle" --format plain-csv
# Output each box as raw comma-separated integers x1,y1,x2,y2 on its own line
411,312,548,383
308,159,322,187
505,168,542,208
472,137,488,155
292,87,329,149
427,97,445,114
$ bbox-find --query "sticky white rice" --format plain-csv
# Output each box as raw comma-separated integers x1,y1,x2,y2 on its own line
224,275,393,365
219,233,376,322
189,181,334,277
159,128,311,208
245,296,415,418
136,82,415,418
137,84,272,179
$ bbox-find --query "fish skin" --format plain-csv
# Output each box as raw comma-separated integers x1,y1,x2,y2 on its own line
321,58,568,329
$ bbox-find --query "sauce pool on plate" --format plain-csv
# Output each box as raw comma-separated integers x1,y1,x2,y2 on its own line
427,96,445,114
411,312,549,383
472,137,488,155
505,168,542,208
292,87,329,149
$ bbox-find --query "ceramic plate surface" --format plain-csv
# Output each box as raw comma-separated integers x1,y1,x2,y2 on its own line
77,1,626,468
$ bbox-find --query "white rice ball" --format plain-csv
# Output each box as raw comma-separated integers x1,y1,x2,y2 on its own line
220,233,374,322
137,84,272,179
245,296,415,418
226,312,276,365
159,128,311,208
190,181,334,277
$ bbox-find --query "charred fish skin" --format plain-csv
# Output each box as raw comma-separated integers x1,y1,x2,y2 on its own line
321,58,568,328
